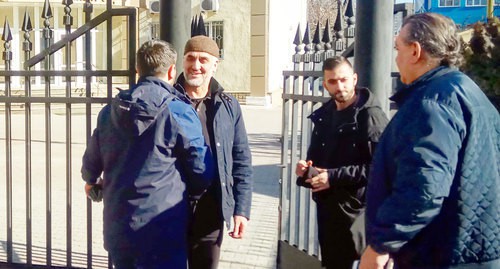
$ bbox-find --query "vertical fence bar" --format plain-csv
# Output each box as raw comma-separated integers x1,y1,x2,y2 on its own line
128,6,137,90
63,0,74,266
42,0,54,265
298,26,312,251
107,0,113,99
2,18,13,264
83,1,94,268
22,11,34,265
279,75,291,242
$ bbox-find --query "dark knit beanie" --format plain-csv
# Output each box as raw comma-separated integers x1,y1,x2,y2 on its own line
184,35,220,58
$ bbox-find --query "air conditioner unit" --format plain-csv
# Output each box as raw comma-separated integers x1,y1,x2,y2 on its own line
149,0,160,13
201,0,219,12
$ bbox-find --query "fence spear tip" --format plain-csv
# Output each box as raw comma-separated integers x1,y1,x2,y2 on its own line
22,11,33,32
322,19,332,43
303,23,311,45
312,22,321,45
2,19,12,42
42,0,53,19
293,24,302,46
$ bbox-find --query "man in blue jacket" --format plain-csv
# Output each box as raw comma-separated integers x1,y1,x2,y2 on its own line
81,40,213,269
174,35,253,269
360,13,500,269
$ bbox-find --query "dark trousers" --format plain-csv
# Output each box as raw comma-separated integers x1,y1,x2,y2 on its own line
110,248,187,269
316,203,360,269
188,191,224,269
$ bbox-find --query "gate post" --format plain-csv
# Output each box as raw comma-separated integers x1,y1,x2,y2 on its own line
354,0,394,114
159,0,191,72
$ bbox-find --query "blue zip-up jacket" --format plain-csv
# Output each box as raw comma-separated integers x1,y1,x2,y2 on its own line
366,67,500,269
174,75,253,226
81,76,213,256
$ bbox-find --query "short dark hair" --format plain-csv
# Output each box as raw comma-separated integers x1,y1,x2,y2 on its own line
322,56,353,73
136,40,177,77
402,13,462,67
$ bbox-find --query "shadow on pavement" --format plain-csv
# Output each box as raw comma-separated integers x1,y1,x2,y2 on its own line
248,133,281,198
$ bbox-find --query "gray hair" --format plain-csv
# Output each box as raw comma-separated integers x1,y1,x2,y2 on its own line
136,40,177,77
402,13,463,67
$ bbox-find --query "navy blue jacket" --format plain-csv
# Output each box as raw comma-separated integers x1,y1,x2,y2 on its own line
175,75,253,226
81,76,213,254
366,67,500,269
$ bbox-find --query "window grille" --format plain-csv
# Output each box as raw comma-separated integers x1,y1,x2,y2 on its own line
205,20,224,59
151,22,160,40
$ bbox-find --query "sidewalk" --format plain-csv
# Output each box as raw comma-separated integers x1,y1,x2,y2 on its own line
0,103,283,269
218,104,282,269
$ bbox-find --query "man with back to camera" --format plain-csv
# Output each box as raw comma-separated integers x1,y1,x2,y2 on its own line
173,35,253,269
295,56,389,269
81,40,213,269
360,13,500,269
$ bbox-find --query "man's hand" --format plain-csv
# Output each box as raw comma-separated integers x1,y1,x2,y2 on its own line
295,160,313,177
306,168,330,192
360,245,391,269
229,215,248,239
85,183,93,197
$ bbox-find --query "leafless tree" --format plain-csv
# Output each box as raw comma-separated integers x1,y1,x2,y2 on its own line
307,0,340,29
307,0,354,33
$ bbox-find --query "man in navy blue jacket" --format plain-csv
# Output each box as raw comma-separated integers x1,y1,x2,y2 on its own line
360,13,500,269
174,35,253,269
81,40,213,269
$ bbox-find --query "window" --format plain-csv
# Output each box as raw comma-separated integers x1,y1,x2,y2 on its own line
205,21,224,59
150,22,160,40
439,0,460,7
466,0,486,6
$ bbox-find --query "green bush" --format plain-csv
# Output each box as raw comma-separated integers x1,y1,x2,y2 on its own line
460,17,500,109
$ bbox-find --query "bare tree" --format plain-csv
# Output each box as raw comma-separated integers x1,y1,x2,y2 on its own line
307,0,340,29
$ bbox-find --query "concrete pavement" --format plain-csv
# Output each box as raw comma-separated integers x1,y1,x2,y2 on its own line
218,104,282,269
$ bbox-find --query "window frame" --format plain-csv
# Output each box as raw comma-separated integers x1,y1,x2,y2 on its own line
438,0,460,7
465,0,487,6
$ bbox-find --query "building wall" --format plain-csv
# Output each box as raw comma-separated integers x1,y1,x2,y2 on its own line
191,0,252,93
268,0,307,94
426,0,500,27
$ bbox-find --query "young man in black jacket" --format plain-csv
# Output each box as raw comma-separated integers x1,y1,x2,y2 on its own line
174,35,253,269
295,56,388,269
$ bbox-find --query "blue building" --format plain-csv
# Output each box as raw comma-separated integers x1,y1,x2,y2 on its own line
414,0,500,28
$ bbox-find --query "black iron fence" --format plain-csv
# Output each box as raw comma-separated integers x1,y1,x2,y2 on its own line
0,0,136,268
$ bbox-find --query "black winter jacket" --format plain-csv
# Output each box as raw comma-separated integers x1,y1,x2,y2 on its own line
304,87,388,221
174,75,253,226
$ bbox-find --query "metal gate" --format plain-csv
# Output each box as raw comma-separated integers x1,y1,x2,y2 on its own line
0,0,136,267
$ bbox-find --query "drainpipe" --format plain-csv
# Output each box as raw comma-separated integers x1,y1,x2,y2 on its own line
487,0,494,20
354,0,394,114
160,0,191,72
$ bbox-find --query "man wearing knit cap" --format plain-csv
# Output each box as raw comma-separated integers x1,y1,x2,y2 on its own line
174,35,253,269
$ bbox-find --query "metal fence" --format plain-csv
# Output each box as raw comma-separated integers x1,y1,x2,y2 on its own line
278,3,411,265
0,0,136,268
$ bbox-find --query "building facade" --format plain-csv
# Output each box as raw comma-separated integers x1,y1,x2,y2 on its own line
416,0,500,27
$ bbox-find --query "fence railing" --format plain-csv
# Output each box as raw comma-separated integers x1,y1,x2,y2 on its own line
0,0,136,268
